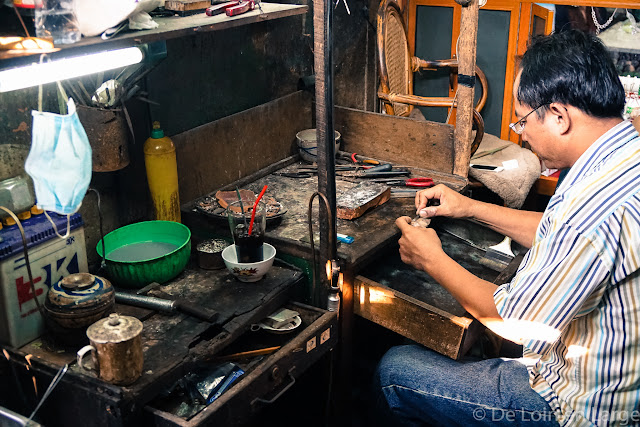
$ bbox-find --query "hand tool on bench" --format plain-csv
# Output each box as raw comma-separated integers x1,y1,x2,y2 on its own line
339,163,411,179
274,165,359,178
370,177,434,187
225,0,255,16
205,0,254,16
206,1,238,15
297,165,360,172
273,171,315,178
115,292,219,323
135,281,162,295
391,188,419,198
348,152,380,166
436,227,514,272
337,150,382,166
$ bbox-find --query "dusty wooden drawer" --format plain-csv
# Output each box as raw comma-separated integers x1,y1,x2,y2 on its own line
354,218,523,360
145,302,338,426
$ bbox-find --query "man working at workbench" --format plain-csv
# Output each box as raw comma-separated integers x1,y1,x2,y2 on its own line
375,30,640,426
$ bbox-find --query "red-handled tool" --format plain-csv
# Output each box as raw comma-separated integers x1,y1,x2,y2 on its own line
371,177,435,187
226,0,255,16
206,1,239,16
205,0,255,17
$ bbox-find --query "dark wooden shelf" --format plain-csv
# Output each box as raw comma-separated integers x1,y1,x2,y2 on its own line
0,3,307,66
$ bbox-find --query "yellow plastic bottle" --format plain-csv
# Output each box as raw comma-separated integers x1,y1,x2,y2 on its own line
143,121,181,222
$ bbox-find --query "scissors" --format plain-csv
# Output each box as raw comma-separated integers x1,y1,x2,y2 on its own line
371,177,434,187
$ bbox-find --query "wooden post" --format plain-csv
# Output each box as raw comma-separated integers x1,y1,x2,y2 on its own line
453,0,479,178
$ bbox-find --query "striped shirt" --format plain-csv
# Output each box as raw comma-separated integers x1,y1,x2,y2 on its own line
494,121,640,427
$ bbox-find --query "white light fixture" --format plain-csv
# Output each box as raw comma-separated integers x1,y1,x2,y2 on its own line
0,46,144,93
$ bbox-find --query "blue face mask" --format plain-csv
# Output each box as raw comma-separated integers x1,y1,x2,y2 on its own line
25,97,92,215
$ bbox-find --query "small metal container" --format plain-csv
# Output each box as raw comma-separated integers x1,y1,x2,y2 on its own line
77,313,144,386
196,239,230,270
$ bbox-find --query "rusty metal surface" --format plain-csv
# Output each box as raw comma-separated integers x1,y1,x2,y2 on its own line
76,106,130,172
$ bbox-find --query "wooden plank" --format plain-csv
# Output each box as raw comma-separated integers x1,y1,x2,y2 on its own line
173,91,312,202
498,1,523,141
165,0,211,13
535,175,558,197
0,4,308,64
334,106,455,173
452,0,478,178
354,218,525,359
520,0,638,7
336,182,391,220
354,275,478,359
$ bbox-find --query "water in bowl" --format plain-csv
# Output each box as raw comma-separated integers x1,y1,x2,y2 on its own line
107,242,178,262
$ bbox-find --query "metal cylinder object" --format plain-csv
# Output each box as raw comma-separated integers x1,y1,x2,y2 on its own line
196,239,230,270
76,105,130,172
328,289,340,312
114,292,175,312
77,313,144,386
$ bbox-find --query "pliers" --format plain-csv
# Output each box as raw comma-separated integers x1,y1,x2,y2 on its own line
274,171,314,178
349,152,380,166
206,0,255,17
371,177,434,187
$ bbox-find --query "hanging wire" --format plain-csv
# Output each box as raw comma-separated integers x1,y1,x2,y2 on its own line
307,192,333,307
0,206,44,319
87,188,107,271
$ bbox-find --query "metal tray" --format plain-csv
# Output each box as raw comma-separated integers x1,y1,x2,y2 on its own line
194,195,287,225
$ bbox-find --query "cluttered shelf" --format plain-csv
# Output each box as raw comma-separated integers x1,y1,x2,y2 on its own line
0,3,307,63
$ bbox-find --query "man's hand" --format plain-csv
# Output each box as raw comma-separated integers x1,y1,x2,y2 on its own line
415,184,473,219
396,216,503,324
395,216,445,273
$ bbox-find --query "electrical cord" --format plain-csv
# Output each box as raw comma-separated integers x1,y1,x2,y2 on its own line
307,192,333,308
306,193,338,426
87,188,107,272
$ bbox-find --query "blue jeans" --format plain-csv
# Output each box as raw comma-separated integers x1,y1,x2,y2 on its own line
373,345,559,427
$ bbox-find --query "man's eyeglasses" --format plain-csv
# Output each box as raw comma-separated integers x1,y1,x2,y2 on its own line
509,104,548,135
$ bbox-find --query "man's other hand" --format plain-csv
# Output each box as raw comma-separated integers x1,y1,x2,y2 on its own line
415,184,472,219
395,216,444,273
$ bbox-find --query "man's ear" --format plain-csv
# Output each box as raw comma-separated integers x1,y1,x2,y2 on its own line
548,103,571,135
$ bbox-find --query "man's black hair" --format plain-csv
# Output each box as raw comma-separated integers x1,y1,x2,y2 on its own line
517,30,625,119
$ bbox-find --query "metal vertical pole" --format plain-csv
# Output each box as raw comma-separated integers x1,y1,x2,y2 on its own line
314,0,337,290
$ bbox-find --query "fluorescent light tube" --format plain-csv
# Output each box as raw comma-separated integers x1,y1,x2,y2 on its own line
0,46,144,92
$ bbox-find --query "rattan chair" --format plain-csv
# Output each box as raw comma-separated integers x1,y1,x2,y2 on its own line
377,0,487,156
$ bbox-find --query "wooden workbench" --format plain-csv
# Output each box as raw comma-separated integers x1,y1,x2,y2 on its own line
182,157,522,360
0,262,338,426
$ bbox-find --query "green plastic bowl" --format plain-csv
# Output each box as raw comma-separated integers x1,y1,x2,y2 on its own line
96,221,191,288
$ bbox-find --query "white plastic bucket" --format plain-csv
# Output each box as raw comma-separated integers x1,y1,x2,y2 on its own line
296,129,341,163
